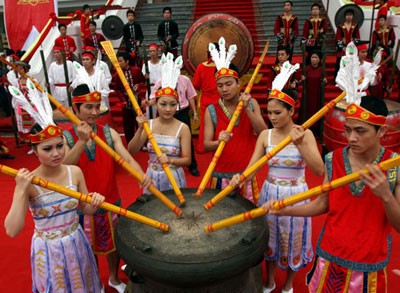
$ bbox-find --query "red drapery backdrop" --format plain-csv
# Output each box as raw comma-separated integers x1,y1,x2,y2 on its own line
4,0,57,51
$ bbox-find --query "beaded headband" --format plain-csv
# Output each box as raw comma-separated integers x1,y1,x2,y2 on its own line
72,90,102,103
268,89,295,107
345,103,386,126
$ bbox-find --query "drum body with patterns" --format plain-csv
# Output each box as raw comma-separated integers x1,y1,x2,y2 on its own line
53,106,114,130
116,188,268,290
182,13,254,76
323,100,400,152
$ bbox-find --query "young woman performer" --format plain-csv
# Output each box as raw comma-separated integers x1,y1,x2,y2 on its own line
128,53,191,192
4,85,105,292
231,68,324,293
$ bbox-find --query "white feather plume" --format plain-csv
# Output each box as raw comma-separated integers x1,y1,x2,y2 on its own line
73,61,94,92
271,61,300,91
8,83,55,129
208,37,238,71
160,52,182,89
335,42,380,105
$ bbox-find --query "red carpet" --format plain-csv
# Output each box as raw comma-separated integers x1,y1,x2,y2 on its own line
1,135,400,292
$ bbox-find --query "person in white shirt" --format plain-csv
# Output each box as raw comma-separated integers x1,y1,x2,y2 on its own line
48,46,76,107
70,50,110,108
141,43,162,119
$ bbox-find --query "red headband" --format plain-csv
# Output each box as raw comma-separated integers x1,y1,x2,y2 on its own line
357,44,368,51
149,44,159,50
268,89,295,107
72,91,102,103
83,46,95,52
53,46,62,51
29,125,63,144
215,68,239,80
345,103,386,126
155,86,178,99
82,52,95,60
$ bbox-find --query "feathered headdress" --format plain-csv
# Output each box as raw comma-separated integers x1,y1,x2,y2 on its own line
335,42,385,126
8,79,63,143
71,61,101,103
154,52,183,99
208,37,238,80
268,61,300,107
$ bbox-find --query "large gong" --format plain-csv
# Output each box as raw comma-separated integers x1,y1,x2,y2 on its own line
182,13,254,76
116,188,268,288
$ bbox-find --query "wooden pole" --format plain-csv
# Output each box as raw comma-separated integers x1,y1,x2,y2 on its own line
0,55,183,217
205,155,400,232
101,40,186,206
204,90,347,210
0,164,170,232
194,39,270,197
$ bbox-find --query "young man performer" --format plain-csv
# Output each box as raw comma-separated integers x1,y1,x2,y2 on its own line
203,38,267,202
63,84,151,293
274,1,298,61
54,23,77,61
264,46,399,292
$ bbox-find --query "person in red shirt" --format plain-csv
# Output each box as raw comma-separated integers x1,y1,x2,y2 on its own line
112,52,146,143
80,4,92,43
264,95,400,292
54,23,77,61
301,3,327,62
334,8,360,77
63,84,151,293
192,43,220,153
84,21,106,55
371,15,396,57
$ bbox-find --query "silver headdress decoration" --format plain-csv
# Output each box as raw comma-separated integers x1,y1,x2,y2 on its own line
8,79,55,129
160,52,183,89
335,42,381,105
208,37,237,71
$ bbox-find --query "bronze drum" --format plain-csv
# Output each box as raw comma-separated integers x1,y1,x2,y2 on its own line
116,188,268,291
182,13,254,76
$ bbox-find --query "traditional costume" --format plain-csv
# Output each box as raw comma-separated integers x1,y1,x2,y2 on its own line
274,13,299,48
54,35,76,61
63,85,120,255
48,46,75,107
308,43,391,292
157,19,179,57
146,53,187,191
192,60,219,153
259,61,313,270
302,15,327,54
8,81,102,292
123,21,144,53
207,37,259,203
71,51,110,108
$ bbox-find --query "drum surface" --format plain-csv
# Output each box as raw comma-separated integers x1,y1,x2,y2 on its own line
182,13,254,76
116,188,268,288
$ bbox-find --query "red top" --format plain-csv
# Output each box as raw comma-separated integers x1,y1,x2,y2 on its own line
274,14,298,46
80,14,91,40
84,33,106,52
192,63,219,106
64,124,120,204
335,22,360,45
317,147,397,271
209,100,257,176
372,26,396,50
54,36,76,60
302,16,327,44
